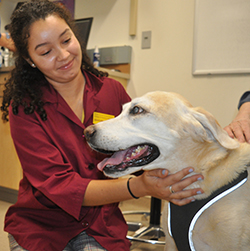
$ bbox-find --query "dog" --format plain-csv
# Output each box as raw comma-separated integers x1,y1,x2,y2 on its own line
84,91,250,251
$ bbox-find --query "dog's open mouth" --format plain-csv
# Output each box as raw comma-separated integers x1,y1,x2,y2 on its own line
97,144,160,174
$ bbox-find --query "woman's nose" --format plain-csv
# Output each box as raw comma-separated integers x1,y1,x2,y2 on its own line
57,47,70,61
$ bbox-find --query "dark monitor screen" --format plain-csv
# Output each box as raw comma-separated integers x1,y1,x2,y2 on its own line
74,17,93,49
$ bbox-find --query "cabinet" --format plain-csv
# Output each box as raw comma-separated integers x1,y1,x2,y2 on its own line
0,69,22,192
0,72,10,98
0,69,21,189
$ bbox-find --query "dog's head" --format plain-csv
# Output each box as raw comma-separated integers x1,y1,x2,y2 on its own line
84,91,239,178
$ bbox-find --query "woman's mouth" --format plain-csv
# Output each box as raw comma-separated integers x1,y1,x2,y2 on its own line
59,59,74,70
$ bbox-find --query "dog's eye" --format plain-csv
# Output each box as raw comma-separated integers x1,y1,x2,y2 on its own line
130,106,144,115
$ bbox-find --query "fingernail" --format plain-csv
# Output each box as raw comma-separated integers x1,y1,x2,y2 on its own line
191,199,195,202
189,168,194,173
196,190,202,194
197,177,203,181
162,169,166,175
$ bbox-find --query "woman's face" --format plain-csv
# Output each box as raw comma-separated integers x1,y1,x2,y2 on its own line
27,15,82,85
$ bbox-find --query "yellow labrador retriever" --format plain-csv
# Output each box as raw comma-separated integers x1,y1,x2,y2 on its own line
84,91,250,251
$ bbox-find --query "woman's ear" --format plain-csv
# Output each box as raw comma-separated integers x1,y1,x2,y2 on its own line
25,58,36,68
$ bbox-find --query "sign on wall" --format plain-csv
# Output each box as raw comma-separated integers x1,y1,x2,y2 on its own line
193,0,250,75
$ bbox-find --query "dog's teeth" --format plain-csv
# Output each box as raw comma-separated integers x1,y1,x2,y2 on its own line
135,145,145,153
130,145,147,157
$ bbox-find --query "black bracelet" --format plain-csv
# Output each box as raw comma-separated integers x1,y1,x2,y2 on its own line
127,177,139,199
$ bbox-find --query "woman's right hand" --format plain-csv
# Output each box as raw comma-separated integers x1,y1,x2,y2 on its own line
131,167,204,206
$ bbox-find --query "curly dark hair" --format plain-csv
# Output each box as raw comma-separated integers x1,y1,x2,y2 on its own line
1,0,107,122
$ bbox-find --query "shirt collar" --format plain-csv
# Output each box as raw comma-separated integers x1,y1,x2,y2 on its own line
41,69,105,128
41,69,104,104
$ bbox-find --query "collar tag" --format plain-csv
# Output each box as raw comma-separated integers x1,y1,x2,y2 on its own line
93,112,115,124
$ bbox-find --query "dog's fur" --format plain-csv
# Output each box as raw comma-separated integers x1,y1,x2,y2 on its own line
84,91,250,250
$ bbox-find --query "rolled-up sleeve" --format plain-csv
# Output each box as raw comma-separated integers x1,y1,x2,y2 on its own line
238,91,250,109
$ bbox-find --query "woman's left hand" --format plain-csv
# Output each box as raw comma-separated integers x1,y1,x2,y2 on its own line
139,167,204,206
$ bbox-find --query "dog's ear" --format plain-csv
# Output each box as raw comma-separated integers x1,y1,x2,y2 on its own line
187,107,240,149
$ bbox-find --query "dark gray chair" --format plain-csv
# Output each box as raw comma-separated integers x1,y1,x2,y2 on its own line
123,197,165,245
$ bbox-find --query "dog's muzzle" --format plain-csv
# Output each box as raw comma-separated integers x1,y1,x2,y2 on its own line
84,126,160,176
96,144,160,175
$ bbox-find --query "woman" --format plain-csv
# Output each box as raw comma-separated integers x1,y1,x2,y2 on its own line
1,1,203,250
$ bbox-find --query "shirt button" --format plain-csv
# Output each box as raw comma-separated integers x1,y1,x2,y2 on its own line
88,163,95,170
82,221,89,228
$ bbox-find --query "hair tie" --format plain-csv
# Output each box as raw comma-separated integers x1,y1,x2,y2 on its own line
127,177,139,199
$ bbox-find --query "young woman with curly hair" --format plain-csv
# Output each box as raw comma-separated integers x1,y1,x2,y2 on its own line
0,1,203,250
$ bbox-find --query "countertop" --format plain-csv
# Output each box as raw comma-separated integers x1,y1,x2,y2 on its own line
0,66,14,73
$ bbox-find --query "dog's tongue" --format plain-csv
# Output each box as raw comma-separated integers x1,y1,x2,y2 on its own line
97,145,148,171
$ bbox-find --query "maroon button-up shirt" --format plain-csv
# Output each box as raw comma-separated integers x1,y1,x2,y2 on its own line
4,70,131,251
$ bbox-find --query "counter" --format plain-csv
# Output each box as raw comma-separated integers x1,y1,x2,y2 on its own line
98,67,130,89
0,66,15,73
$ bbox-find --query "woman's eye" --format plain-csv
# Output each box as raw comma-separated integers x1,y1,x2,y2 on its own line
130,106,144,115
41,50,51,56
63,38,71,44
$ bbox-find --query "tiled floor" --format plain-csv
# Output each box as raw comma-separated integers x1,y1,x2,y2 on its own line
0,197,165,251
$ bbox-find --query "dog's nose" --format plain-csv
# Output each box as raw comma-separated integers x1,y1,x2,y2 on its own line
84,125,96,141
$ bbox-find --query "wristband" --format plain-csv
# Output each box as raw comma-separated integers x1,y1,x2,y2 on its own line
127,177,139,199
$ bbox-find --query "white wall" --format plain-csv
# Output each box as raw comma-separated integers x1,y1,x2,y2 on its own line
1,0,249,127
0,0,17,32
76,0,250,127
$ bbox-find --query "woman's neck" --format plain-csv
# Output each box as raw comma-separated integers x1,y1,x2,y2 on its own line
48,71,86,121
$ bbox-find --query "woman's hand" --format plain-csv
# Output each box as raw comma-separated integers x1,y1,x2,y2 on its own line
131,167,204,206
224,102,250,143
0,33,16,52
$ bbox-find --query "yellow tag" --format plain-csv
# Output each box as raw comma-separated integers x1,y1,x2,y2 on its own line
93,112,115,124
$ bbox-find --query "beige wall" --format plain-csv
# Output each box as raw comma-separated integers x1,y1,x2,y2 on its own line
1,0,249,127
0,0,16,32
76,0,250,127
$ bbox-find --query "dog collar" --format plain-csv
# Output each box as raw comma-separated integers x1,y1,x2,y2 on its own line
168,170,248,251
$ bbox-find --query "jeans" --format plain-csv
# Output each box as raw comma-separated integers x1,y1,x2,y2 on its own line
8,232,107,251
